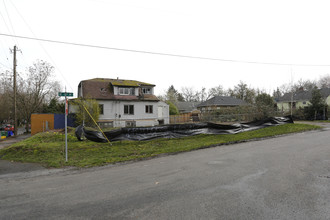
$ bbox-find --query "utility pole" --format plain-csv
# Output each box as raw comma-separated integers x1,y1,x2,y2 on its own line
65,86,68,162
290,66,294,117
11,45,19,137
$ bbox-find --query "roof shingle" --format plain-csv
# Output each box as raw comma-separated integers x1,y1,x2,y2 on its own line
197,96,247,108
277,88,330,102
79,78,158,101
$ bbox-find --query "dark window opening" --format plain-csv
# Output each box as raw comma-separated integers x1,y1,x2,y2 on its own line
145,105,153,114
124,105,134,115
99,104,104,115
142,88,152,94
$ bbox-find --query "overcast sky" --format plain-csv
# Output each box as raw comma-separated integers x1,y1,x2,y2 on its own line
1,0,330,97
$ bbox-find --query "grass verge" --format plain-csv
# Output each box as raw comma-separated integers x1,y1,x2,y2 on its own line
0,123,321,168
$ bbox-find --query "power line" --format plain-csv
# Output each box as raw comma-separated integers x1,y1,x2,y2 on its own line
7,0,74,92
2,0,20,47
0,5,12,37
0,4,16,67
1,32,330,67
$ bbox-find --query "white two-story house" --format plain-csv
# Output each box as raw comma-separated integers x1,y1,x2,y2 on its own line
75,78,169,128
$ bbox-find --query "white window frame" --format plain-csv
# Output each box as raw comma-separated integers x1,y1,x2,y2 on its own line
119,87,135,95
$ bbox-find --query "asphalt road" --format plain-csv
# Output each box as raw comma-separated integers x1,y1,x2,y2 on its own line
1,124,330,219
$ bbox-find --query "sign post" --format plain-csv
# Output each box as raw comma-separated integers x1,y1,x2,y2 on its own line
58,90,73,162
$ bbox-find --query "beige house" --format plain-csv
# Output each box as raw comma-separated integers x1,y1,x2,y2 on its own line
276,88,330,113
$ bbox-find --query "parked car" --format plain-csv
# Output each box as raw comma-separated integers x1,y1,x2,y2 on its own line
4,124,14,131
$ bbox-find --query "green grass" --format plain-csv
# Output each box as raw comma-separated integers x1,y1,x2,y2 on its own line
0,123,321,168
309,120,330,123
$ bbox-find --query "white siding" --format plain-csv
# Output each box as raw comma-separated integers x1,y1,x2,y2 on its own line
113,87,119,95
98,100,169,127
157,101,170,124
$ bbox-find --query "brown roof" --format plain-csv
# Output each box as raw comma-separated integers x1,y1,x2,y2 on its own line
197,96,248,108
81,78,155,87
79,78,159,101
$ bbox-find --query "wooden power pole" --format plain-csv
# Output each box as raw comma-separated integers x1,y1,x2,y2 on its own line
12,45,18,136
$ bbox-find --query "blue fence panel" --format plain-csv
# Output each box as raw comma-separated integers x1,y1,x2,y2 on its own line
54,114,76,129
54,114,65,129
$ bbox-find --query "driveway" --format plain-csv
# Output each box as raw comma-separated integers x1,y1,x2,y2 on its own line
1,123,330,219
0,133,31,149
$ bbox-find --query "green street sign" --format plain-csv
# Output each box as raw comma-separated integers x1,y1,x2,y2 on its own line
58,92,73,97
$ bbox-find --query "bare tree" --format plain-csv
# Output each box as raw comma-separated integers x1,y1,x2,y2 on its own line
318,74,330,88
181,87,198,102
196,87,209,102
292,78,317,91
230,81,256,104
16,60,61,132
207,85,226,98
0,70,13,123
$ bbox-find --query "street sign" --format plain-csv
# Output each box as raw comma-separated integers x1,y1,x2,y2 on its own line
58,90,73,162
58,92,73,97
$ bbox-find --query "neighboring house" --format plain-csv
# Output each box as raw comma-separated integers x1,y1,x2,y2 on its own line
170,102,201,124
197,96,248,112
71,78,169,128
276,88,330,112
176,101,201,114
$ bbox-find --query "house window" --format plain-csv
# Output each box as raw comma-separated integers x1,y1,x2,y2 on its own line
124,105,134,115
119,87,135,95
99,104,104,115
145,105,153,113
142,87,152,94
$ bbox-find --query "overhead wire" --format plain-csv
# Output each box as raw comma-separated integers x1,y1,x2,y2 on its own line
2,0,20,47
5,1,110,143
1,33,330,67
7,0,74,92
0,5,13,68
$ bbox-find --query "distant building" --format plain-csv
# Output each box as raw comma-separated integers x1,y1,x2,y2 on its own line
71,78,169,128
176,101,201,114
197,96,248,112
276,88,330,112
